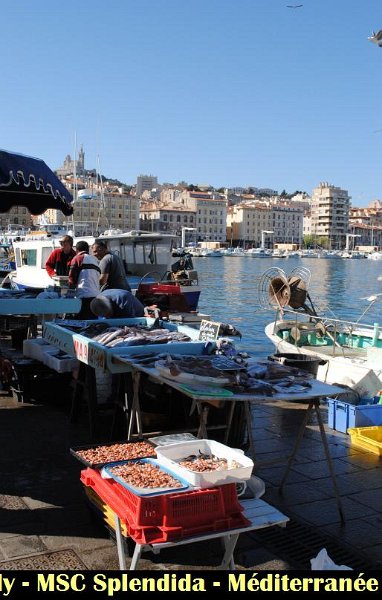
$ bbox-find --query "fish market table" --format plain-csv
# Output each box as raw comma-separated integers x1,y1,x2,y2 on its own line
0,294,81,339
43,318,210,439
114,356,347,523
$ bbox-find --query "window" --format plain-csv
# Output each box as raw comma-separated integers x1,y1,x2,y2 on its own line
20,249,37,266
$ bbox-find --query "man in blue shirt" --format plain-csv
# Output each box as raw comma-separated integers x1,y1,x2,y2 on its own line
89,288,145,318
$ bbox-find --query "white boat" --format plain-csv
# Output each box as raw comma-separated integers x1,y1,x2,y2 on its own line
367,251,382,261
261,266,382,398
244,248,272,258
7,230,201,311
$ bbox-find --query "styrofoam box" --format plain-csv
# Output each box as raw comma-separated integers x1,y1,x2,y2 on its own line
23,338,60,361
44,353,79,373
155,439,254,488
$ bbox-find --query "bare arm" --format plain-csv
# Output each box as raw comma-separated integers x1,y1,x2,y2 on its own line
99,272,109,286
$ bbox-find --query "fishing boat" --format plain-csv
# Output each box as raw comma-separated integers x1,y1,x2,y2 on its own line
261,267,382,398
0,243,15,278
7,230,201,313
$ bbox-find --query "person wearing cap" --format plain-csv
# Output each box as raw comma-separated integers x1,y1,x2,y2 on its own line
45,235,76,278
90,288,145,319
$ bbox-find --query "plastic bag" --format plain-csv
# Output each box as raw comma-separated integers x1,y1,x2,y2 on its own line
310,548,352,570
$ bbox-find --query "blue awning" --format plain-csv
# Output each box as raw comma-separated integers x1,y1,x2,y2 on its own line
0,149,73,216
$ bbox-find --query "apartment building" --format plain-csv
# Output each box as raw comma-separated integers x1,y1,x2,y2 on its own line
0,207,33,230
192,193,227,242
310,182,350,249
140,201,196,234
227,202,303,247
136,175,158,197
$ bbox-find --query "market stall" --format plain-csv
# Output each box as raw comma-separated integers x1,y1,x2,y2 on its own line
43,317,215,439
110,354,347,523
72,439,289,570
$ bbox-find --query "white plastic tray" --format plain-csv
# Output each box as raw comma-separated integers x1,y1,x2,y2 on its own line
155,439,254,488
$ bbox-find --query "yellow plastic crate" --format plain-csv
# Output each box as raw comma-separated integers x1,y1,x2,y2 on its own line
348,426,382,456
84,486,130,537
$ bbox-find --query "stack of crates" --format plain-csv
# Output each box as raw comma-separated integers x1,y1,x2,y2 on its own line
326,398,382,434
80,467,250,544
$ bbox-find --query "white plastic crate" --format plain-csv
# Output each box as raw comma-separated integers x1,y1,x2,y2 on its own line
155,439,254,489
23,338,60,361
44,353,79,373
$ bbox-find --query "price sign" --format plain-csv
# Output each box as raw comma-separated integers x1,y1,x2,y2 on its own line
73,335,106,370
198,319,221,341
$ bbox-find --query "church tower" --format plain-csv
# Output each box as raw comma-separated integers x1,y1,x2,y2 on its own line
77,145,85,175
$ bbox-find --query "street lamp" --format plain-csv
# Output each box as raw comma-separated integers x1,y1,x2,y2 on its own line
261,230,274,250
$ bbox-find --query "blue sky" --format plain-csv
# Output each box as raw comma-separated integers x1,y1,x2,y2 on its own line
1,0,382,205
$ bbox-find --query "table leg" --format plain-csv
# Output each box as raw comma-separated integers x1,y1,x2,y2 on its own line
279,399,345,524
130,544,143,571
127,370,142,440
196,402,209,438
114,514,127,570
244,401,256,461
223,402,237,445
314,402,345,524
279,401,313,492
219,533,239,569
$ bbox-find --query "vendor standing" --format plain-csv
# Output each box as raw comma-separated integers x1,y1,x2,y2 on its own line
91,241,131,291
45,235,76,278
68,241,101,320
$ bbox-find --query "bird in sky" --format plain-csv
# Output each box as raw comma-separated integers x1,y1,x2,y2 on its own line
368,30,382,46
287,4,303,7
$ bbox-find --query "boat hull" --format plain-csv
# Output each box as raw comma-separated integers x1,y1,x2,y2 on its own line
265,321,382,398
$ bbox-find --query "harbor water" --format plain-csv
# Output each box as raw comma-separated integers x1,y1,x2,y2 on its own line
194,256,382,359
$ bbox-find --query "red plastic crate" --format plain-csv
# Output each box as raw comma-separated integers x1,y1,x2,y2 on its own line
81,468,250,543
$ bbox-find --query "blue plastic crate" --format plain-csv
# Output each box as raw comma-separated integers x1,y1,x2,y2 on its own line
327,398,382,434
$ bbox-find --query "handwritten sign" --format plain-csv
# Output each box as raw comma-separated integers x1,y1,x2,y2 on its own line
73,335,106,370
198,319,221,341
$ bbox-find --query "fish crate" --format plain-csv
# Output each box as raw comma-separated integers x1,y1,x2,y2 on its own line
155,439,254,488
84,486,130,538
43,317,210,373
70,440,157,469
348,426,382,456
23,338,60,361
326,398,382,434
80,467,249,544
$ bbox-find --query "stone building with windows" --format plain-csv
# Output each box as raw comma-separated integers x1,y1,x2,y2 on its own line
310,182,350,249
227,202,303,248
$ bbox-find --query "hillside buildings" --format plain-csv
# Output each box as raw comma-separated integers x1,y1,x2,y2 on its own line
5,145,381,251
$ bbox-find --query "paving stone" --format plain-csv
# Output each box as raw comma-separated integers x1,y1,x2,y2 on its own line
0,549,86,570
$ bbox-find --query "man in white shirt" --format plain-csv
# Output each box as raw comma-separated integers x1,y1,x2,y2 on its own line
68,241,100,319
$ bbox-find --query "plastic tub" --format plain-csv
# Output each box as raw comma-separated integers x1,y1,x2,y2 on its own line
269,352,325,377
155,439,254,488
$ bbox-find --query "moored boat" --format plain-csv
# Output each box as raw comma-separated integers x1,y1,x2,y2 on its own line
261,266,382,398
8,230,202,314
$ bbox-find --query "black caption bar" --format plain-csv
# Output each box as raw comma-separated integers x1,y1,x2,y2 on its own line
0,570,381,597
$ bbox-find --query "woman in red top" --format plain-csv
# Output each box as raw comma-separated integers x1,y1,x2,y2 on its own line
45,235,76,278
